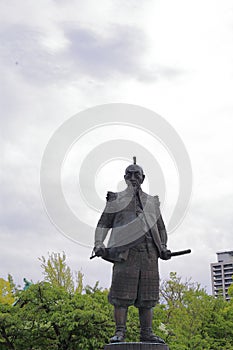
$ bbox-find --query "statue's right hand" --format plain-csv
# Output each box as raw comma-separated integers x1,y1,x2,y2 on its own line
94,245,106,257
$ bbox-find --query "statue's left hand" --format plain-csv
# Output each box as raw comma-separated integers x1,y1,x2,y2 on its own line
160,248,171,260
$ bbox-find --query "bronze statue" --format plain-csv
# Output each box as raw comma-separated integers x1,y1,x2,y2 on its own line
23,278,32,291
93,157,172,344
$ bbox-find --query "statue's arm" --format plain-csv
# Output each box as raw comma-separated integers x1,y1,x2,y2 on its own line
154,196,171,260
157,214,168,248
94,191,116,248
94,226,110,248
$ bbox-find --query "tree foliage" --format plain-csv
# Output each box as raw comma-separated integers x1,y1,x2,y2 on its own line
0,282,114,350
0,278,14,305
39,252,75,294
156,272,233,350
228,281,233,298
0,255,233,350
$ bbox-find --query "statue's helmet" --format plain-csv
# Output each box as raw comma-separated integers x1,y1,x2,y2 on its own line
124,156,144,175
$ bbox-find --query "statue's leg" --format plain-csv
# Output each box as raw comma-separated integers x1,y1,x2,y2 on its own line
139,307,165,343
110,306,128,343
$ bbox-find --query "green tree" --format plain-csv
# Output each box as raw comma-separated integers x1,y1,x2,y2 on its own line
75,270,84,294
0,282,114,350
39,252,75,293
7,275,17,295
228,280,233,298
158,272,233,350
3,252,233,350
0,279,14,305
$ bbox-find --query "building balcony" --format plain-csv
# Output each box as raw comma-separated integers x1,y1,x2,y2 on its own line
212,266,221,270
224,264,233,269
224,271,233,276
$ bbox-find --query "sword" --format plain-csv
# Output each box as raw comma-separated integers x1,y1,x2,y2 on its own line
90,248,191,260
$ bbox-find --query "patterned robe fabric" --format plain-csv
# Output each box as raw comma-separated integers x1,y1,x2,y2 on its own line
95,187,168,307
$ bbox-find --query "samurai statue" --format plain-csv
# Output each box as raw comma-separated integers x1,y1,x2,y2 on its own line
93,157,171,344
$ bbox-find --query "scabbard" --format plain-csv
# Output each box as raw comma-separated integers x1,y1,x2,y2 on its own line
170,249,191,257
91,248,192,260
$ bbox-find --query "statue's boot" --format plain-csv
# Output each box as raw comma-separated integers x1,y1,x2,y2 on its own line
110,307,128,343
139,307,165,344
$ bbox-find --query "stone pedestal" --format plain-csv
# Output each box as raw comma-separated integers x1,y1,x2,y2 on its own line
104,342,169,350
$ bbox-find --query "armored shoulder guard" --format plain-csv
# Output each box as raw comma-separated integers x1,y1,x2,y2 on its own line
154,195,160,206
106,191,117,202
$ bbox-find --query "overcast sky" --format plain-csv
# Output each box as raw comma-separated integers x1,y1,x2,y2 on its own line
1,0,233,294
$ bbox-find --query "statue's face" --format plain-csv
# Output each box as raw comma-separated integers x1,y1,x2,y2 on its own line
124,165,145,189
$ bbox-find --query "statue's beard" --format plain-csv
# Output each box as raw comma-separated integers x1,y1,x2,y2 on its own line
127,181,141,191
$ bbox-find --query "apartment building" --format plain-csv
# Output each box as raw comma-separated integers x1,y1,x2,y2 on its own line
210,251,233,301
